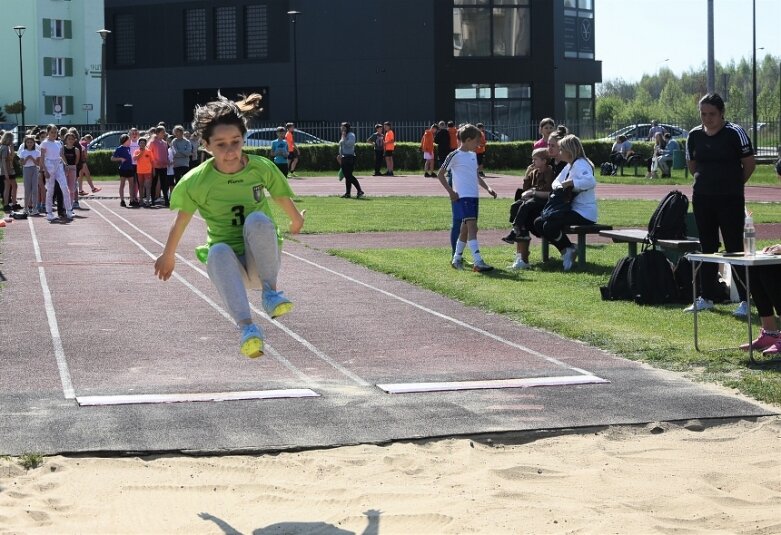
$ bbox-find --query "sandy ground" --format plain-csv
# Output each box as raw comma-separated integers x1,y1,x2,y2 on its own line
1,417,779,534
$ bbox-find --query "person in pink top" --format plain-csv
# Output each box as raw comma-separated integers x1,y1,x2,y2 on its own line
532,117,556,149
148,126,170,206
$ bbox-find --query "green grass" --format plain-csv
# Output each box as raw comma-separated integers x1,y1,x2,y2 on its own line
266,197,781,234
331,243,781,406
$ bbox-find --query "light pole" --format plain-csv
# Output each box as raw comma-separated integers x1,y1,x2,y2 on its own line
287,10,301,123
97,28,111,132
13,26,25,141
751,0,757,148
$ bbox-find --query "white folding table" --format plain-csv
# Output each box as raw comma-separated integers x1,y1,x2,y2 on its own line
687,252,781,364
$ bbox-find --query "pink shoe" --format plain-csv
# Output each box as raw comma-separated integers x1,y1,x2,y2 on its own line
762,340,781,356
740,329,780,351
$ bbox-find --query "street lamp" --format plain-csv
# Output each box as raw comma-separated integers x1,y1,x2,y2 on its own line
13,26,25,141
751,0,757,148
287,10,301,123
97,28,111,132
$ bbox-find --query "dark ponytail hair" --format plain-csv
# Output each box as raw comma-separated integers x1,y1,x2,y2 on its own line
191,92,264,142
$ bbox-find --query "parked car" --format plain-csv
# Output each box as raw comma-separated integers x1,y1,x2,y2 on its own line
484,129,510,142
601,123,688,142
244,128,328,147
87,130,127,151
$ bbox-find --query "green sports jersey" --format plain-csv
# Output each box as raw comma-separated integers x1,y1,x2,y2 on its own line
170,154,294,263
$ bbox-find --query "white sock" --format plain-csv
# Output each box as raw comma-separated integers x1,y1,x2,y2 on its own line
454,240,467,258
468,240,483,263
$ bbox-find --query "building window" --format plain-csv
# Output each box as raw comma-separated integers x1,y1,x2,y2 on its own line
453,0,530,58
563,0,594,59
52,19,65,39
45,95,73,116
454,83,531,138
184,8,207,62
215,6,237,60
245,5,269,59
564,83,594,137
52,57,65,76
114,14,136,65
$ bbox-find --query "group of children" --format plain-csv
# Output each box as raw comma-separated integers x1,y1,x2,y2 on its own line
269,122,300,178
366,122,396,176
423,121,487,178
1,125,103,221
111,125,196,208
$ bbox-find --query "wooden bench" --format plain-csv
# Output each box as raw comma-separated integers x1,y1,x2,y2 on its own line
599,228,701,259
541,224,613,269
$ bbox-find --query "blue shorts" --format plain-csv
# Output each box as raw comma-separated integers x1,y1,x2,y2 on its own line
453,197,479,222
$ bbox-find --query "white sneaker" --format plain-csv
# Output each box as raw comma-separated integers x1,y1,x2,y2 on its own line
733,300,749,318
46,213,56,221
684,297,714,312
510,258,529,270
65,211,74,220
561,246,577,271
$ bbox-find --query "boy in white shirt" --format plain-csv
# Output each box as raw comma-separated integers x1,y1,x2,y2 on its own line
437,124,497,272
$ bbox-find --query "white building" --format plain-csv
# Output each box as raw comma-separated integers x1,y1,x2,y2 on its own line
0,0,105,128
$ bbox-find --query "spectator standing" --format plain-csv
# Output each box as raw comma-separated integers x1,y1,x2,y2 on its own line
62,132,81,209
421,124,437,177
133,137,154,206
285,122,299,177
0,131,17,211
476,123,487,177
170,125,193,186
533,117,556,149
111,134,135,208
366,124,384,176
533,134,597,271
437,123,497,273
647,120,665,140
188,131,201,169
149,126,170,206
435,120,450,169
40,124,73,221
19,135,41,215
128,127,141,205
339,122,364,198
271,127,289,176
447,121,458,151
684,93,755,316
383,121,395,176
77,135,101,196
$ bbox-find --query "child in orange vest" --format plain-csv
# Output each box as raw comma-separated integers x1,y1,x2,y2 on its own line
421,124,437,177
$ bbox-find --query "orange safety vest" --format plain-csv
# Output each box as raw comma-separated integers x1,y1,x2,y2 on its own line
420,130,434,153
384,129,395,151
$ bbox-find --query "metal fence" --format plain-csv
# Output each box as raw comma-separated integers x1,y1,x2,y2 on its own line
16,116,781,159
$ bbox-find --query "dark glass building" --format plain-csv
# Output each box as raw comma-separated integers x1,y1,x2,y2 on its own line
103,0,600,139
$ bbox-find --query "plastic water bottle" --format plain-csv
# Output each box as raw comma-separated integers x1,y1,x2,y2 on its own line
743,214,756,256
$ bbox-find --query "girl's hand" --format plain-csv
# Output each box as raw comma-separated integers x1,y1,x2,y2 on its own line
448,190,459,202
289,209,306,235
488,188,497,199
154,253,176,281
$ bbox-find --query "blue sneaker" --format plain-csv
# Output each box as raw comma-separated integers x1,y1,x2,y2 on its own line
240,323,264,358
262,289,293,319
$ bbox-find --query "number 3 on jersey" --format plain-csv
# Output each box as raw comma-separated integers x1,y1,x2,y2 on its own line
231,205,245,226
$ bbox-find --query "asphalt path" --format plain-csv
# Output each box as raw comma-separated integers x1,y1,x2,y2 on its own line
0,180,775,456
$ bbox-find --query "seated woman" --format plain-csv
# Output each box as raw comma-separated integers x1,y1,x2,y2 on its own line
645,132,667,178
742,243,781,356
533,134,598,271
609,135,632,170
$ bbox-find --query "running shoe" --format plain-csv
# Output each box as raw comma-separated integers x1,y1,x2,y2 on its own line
501,231,517,244
740,329,779,351
733,301,749,318
46,213,56,221
357,191,365,199
683,297,714,313
561,246,577,271
240,323,264,358
65,211,74,221
92,187,102,193
451,257,464,270
472,260,495,273
509,258,530,270
262,289,293,319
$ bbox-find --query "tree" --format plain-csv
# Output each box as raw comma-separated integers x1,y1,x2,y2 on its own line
3,101,24,124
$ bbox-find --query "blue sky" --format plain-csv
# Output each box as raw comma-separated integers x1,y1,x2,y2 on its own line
595,0,781,83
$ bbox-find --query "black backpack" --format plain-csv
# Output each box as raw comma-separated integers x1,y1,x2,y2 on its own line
600,256,635,301
647,190,689,244
628,249,678,304
600,162,615,176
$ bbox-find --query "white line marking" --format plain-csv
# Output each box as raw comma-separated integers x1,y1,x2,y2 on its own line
89,201,369,387
377,375,609,394
77,388,319,406
27,217,76,400
283,251,594,376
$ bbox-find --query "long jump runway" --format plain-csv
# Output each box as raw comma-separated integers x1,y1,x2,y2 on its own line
0,202,772,455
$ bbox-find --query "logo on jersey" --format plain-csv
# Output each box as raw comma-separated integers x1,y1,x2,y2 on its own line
252,184,264,203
